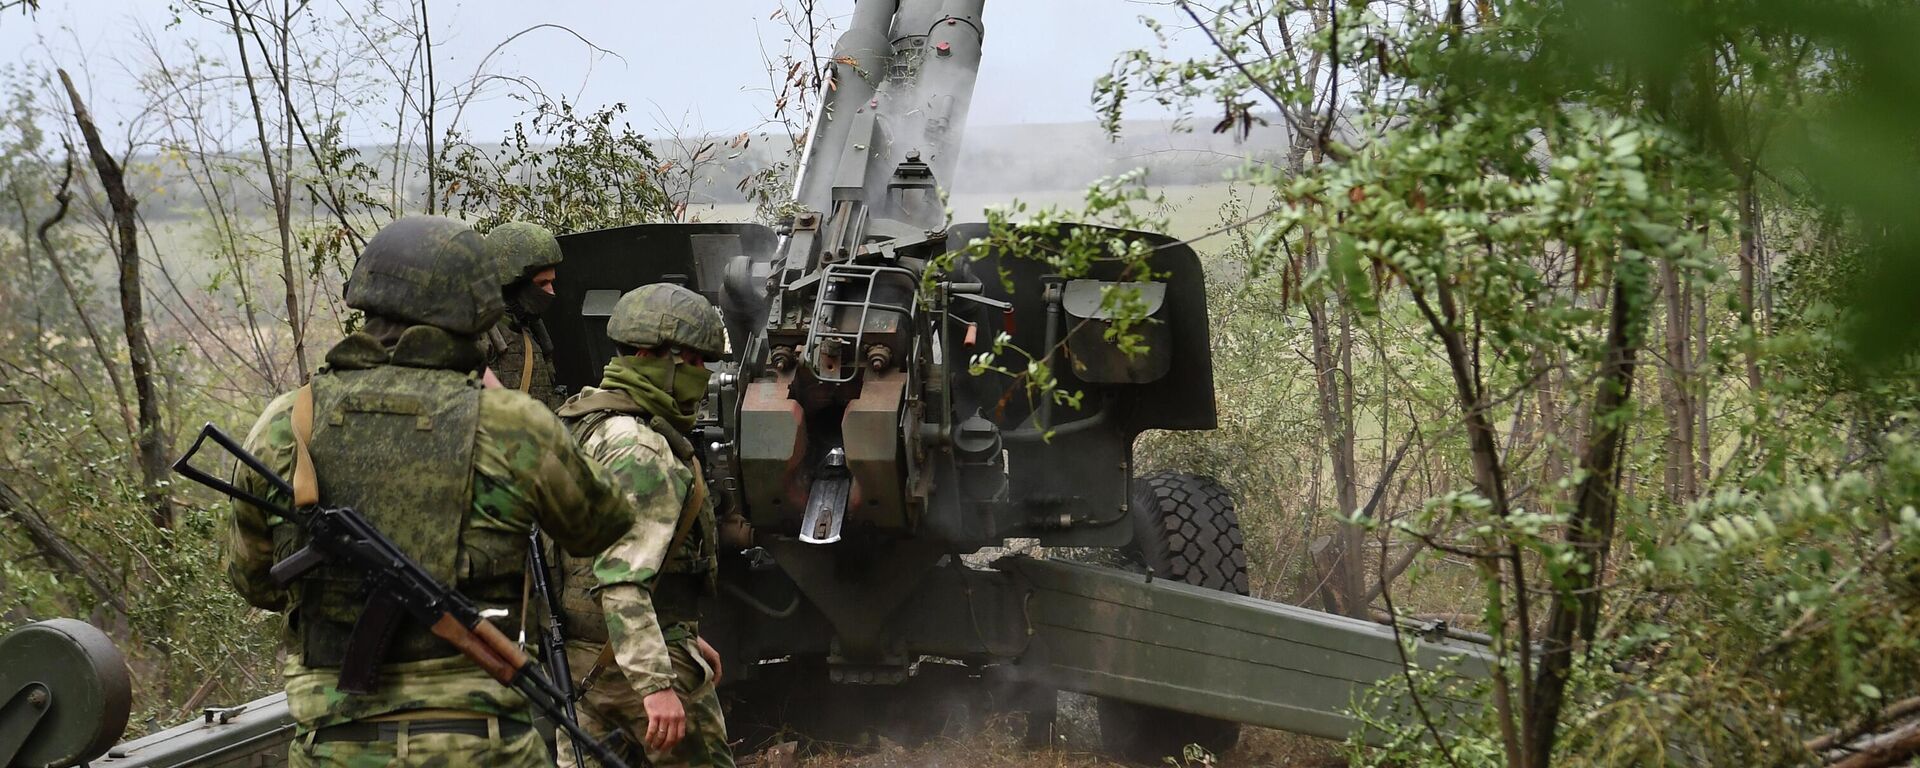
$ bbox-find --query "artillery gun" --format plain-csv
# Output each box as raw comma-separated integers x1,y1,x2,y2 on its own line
544,0,1496,755
2,1,1493,765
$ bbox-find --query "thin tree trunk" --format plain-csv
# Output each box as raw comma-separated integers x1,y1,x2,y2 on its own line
1659,257,1696,503
150,51,282,387
59,68,173,530
1695,278,1712,485
233,5,366,249
1408,277,1528,766
278,0,309,378
1524,259,1648,768
420,0,438,213
1308,276,1364,618
1737,173,1762,392
1826,719,1920,768
1539,364,1565,491
18,152,133,439
227,0,308,381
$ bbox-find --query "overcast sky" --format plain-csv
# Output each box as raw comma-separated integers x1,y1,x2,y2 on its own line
0,0,1211,147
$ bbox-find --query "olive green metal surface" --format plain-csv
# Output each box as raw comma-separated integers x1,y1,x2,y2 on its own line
0,619,132,768
999,557,1493,743
91,693,291,768
83,555,1497,764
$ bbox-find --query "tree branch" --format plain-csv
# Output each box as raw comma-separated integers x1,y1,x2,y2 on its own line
58,67,174,529
0,476,130,616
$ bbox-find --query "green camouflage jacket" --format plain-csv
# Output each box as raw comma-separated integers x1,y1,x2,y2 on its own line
562,386,714,698
223,357,633,733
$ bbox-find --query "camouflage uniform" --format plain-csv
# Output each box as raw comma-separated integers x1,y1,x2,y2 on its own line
222,216,634,768
486,322,561,406
485,221,566,408
555,284,734,768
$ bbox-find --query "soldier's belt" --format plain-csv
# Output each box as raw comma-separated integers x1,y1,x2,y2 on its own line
311,714,530,743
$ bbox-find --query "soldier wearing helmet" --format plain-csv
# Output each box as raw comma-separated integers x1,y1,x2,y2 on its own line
551,282,735,768
484,221,566,407
221,216,634,768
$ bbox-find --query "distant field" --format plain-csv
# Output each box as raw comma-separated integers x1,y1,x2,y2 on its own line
685,181,1273,249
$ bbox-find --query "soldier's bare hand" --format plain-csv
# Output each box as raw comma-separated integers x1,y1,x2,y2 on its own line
481,368,504,389
695,636,723,685
642,688,686,753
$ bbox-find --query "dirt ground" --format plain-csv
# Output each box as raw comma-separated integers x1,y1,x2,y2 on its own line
733,693,1343,768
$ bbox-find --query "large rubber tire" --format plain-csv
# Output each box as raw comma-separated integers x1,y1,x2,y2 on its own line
1097,471,1247,763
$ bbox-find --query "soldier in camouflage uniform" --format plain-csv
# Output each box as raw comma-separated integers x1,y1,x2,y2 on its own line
222,215,635,768
553,283,735,767
484,221,566,407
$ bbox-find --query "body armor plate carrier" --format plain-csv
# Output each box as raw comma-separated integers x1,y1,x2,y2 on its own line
281,363,524,667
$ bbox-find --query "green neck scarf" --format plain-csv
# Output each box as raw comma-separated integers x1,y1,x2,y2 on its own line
599,354,710,433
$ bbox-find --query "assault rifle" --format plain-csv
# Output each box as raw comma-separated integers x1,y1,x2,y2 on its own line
173,423,630,768
527,526,585,764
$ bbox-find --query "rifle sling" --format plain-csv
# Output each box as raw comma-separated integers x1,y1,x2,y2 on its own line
518,331,535,394
670,458,708,567
576,643,617,701
291,384,319,508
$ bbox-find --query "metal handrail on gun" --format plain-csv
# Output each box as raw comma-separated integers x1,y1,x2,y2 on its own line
802,263,918,383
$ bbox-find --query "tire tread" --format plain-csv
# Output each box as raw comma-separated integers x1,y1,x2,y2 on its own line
1097,471,1248,762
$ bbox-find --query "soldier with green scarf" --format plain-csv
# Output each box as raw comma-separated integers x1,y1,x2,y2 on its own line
553,282,735,768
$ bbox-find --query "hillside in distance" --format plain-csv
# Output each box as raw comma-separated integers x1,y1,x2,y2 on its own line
125,115,1289,223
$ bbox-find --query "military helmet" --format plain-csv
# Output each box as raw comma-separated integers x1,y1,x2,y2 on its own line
486,221,563,287
345,216,504,336
607,283,727,358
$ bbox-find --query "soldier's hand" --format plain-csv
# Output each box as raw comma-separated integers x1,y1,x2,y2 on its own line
481,368,504,389
695,635,723,684
642,688,686,753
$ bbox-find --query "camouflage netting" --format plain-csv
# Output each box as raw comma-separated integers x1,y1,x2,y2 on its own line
606,283,726,358
345,216,504,335
486,221,563,286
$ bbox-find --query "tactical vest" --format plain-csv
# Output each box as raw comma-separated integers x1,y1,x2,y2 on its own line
274,358,526,667
489,323,561,409
556,403,715,644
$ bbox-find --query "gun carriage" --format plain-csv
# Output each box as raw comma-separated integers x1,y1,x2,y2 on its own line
0,2,1493,765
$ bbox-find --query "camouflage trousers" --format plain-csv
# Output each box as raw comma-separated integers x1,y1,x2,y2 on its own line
288,719,549,767
559,636,734,768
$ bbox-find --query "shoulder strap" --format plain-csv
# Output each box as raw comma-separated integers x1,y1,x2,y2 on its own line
666,458,708,558
518,330,535,394
644,415,696,461
554,389,646,420
571,412,707,554
292,384,319,508
568,408,707,559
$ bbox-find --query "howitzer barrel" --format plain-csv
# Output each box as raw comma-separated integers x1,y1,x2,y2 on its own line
791,0,986,214
793,0,897,211
900,0,985,188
